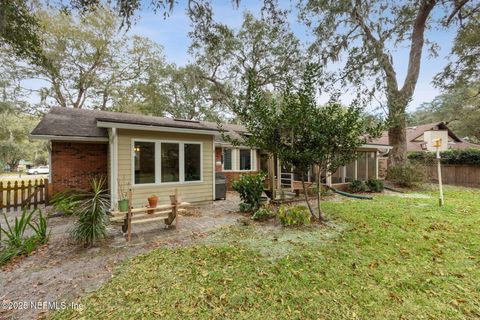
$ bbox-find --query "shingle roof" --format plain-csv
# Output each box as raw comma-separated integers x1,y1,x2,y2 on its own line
371,122,480,151
31,107,248,143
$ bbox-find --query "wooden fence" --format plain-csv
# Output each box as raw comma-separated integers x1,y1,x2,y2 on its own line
0,179,49,213
425,164,480,188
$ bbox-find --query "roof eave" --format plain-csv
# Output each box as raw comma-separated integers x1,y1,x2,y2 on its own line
97,120,218,136
29,134,109,142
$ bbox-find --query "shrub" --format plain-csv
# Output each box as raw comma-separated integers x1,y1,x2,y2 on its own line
387,162,426,188
0,209,50,266
232,173,265,213
366,179,384,193
239,203,253,213
349,180,366,193
252,208,274,221
50,190,81,216
70,178,110,247
409,148,480,165
277,205,310,227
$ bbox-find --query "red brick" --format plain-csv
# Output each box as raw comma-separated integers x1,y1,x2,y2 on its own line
51,142,108,193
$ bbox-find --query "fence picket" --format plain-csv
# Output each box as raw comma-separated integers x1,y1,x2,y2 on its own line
13,181,18,210
33,179,38,209
39,180,44,206
0,182,3,211
27,180,32,210
0,179,49,214
20,181,25,206
6,181,11,212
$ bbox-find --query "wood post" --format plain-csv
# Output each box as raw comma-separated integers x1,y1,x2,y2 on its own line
13,181,18,211
0,182,3,212
127,189,132,242
168,188,178,229
6,181,11,212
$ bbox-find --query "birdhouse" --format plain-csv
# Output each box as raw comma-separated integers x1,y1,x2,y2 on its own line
423,130,448,151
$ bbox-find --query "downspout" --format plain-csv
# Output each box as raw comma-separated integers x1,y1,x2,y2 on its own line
109,128,118,210
47,141,52,182
212,138,215,200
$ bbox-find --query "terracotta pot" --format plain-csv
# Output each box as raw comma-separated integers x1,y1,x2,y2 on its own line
147,196,158,214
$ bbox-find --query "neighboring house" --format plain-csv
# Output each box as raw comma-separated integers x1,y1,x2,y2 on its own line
31,108,391,209
373,122,480,152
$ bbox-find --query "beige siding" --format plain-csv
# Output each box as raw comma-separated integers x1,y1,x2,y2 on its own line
117,129,214,207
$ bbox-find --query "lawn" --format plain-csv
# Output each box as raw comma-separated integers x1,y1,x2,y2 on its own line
52,186,480,319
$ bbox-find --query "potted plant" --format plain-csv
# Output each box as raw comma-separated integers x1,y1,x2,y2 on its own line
147,194,158,214
117,178,130,212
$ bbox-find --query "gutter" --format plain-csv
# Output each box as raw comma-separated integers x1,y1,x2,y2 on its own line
97,121,219,136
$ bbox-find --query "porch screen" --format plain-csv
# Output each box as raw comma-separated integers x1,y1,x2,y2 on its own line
357,152,367,181
184,143,201,181
161,143,179,183
345,161,355,182
134,142,155,184
367,152,376,179
239,149,251,170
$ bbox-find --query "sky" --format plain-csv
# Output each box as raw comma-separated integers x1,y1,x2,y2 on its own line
127,0,456,114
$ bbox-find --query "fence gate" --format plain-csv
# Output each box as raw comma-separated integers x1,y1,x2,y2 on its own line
0,179,49,213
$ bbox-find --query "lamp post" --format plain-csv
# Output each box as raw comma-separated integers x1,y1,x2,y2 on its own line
432,138,444,206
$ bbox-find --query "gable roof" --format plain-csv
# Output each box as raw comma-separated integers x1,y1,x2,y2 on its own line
371,122,480,151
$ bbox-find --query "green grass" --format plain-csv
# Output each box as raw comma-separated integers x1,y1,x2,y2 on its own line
52,186,480,319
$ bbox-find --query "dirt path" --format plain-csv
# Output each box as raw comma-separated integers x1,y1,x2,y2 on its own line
0,194,242,320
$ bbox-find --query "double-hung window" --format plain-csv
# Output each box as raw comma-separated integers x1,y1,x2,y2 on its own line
222,148,255,171
133,140,202,185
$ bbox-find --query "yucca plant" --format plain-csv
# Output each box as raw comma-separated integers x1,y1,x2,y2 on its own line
29,210,50,244
1,210,35,248
0,209,50,266
70,177,110,247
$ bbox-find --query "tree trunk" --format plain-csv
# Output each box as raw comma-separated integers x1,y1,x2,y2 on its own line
316,169,325,222
387,93,409,166
301,175,316,220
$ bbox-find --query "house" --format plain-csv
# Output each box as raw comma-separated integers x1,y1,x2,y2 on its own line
30,108,391,209
374,122,479,152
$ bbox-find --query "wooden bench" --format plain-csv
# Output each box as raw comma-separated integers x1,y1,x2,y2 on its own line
110,190,190,241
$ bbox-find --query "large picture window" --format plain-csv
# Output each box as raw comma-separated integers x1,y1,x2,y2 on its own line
134,142,155,184
184,144,201,181
132,140,202,185
161,143,179,183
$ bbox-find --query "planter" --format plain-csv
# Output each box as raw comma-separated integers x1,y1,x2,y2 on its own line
147,195,158,214
118,199,129,212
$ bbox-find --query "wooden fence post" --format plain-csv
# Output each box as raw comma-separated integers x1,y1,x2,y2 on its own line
44,178,49,205
6,181,11,213
27,180,32,210
0,181,3,213
13,181,18,211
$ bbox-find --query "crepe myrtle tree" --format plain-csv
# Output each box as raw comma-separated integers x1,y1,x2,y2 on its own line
228,64,382,221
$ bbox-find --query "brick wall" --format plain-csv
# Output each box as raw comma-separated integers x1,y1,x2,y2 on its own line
215,147,260,190
51,142,108,193
215,147,222,172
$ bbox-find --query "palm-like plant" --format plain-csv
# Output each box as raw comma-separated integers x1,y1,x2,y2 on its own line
70,177,110,247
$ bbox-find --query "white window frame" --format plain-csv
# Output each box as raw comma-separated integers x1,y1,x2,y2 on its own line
222,147,236,172
222,147,256,172
131,139,203,186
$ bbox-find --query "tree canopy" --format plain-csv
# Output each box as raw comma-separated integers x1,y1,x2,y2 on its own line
232,64,382,220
